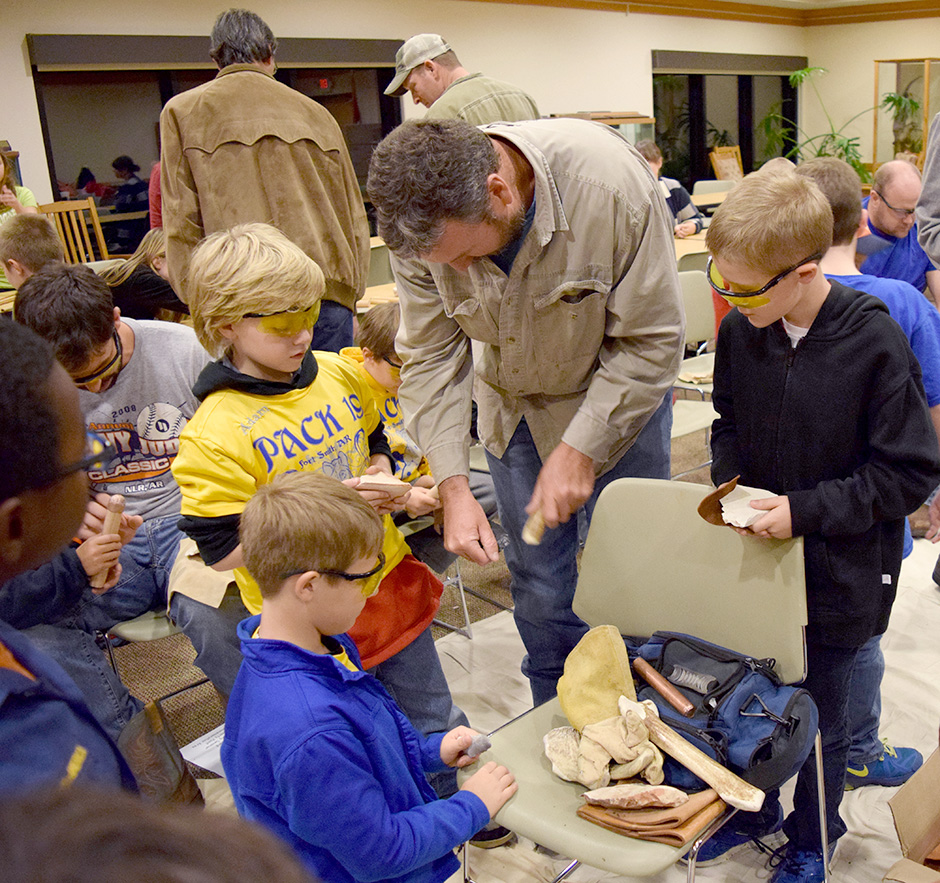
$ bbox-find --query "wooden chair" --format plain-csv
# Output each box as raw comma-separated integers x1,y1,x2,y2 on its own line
709,145,744,181
39,198,110,263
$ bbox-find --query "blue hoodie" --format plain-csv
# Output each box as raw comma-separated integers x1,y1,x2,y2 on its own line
222,617,489,883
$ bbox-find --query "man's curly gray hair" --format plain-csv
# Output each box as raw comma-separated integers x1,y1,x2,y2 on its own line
367,119,499,257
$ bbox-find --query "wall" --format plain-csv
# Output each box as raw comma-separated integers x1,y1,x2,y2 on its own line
803,19,940,163
4,0,940,204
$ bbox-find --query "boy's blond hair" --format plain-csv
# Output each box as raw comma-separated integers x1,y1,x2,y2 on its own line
240,472,384,599
186,223,325,356
355,301,400,360
0,215,64,274
706,171,832,275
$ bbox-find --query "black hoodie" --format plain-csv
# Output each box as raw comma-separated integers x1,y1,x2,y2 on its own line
711,281,940,647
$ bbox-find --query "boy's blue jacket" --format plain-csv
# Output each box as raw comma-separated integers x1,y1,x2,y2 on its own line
711,283,940,647
222,617,490,883
0,616,136,795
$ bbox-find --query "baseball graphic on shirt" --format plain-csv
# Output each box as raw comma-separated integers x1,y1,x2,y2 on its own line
137,403,187,440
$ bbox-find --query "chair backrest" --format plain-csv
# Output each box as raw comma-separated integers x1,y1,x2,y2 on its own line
38,198,110,263
678,269,715,349
676,250,708,274
691,179,736,197
709,145,744,181
573,478,807,684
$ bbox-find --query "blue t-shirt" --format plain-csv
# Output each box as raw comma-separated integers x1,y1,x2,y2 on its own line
827,273,940,407
860,197,935,293
828,272,940,557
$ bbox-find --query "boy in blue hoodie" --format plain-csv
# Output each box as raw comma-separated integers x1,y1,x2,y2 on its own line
223,471,516,883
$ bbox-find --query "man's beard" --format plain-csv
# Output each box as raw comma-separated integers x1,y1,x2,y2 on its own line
489,203,528,252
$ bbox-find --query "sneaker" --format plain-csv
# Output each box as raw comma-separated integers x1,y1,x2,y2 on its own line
680,803,783,866
470,822,515,849
845,740,923,790
768,844,835,883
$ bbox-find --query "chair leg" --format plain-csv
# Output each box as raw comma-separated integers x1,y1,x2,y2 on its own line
684,806,739,883
549,859,580,883
433,559,473,639
460,842,476,883
814,731,831,882
99,629,120,676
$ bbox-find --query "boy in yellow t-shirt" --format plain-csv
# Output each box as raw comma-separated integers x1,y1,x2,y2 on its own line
342,302,499,572
172,223,469,797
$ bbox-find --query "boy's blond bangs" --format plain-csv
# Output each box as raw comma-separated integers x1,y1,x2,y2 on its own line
241,472,384,599
706,172,833,275
187,223,326,356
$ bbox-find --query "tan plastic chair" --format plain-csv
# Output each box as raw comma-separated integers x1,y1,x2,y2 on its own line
466,478,826,883
671,271,718,475
39,198,110,263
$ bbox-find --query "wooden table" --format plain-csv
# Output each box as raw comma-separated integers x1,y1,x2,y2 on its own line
97,209,149,225
691,190,729,209
359,282,397,311
674,231,708,262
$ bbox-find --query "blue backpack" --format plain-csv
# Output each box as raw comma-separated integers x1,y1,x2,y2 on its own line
631,631,819,792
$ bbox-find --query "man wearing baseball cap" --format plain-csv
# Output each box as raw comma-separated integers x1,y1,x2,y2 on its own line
385,34,539,126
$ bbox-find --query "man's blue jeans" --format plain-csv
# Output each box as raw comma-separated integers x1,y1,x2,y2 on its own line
311,300,354,353
485,396,672,705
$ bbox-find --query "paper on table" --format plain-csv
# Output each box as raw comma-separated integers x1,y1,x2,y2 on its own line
181,723,225,776
720,484,777,529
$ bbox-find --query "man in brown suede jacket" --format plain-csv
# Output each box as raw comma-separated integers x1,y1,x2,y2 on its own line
159,8,369,351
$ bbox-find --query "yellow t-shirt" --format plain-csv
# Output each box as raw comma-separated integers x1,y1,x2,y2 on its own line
172,352,408,613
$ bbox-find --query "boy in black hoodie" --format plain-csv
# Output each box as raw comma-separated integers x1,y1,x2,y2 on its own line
701,170,940,883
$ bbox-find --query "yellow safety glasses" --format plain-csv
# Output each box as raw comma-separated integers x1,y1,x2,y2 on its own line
706,254,821,308
243,304,321,337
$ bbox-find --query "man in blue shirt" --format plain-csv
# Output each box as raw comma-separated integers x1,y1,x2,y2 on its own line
860,159,940,306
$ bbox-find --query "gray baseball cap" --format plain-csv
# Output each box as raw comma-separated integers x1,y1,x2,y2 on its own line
384,34,450,97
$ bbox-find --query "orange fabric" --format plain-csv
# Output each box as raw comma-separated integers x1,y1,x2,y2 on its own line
712,290,733,337
0,640,36,681
348,554,442,669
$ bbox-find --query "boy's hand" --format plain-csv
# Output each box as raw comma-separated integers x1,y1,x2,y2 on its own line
459,761,517,818
78,493,143,544
747,495,793,539
344,468,411,516
404,485,441,518
440,726,484,768
674,220,697,238
76,533,123,592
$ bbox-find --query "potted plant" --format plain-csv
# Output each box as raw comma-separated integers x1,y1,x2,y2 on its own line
759,66,873,181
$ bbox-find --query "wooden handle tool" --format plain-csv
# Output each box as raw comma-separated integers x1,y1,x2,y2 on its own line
632,657,696,718
89,494,125,589
619,695,765,812
522,509,546,545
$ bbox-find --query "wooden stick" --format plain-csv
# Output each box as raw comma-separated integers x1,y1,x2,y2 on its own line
522,509,546,545
619,696,765,812
89,494,125,589
633,657,696,718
